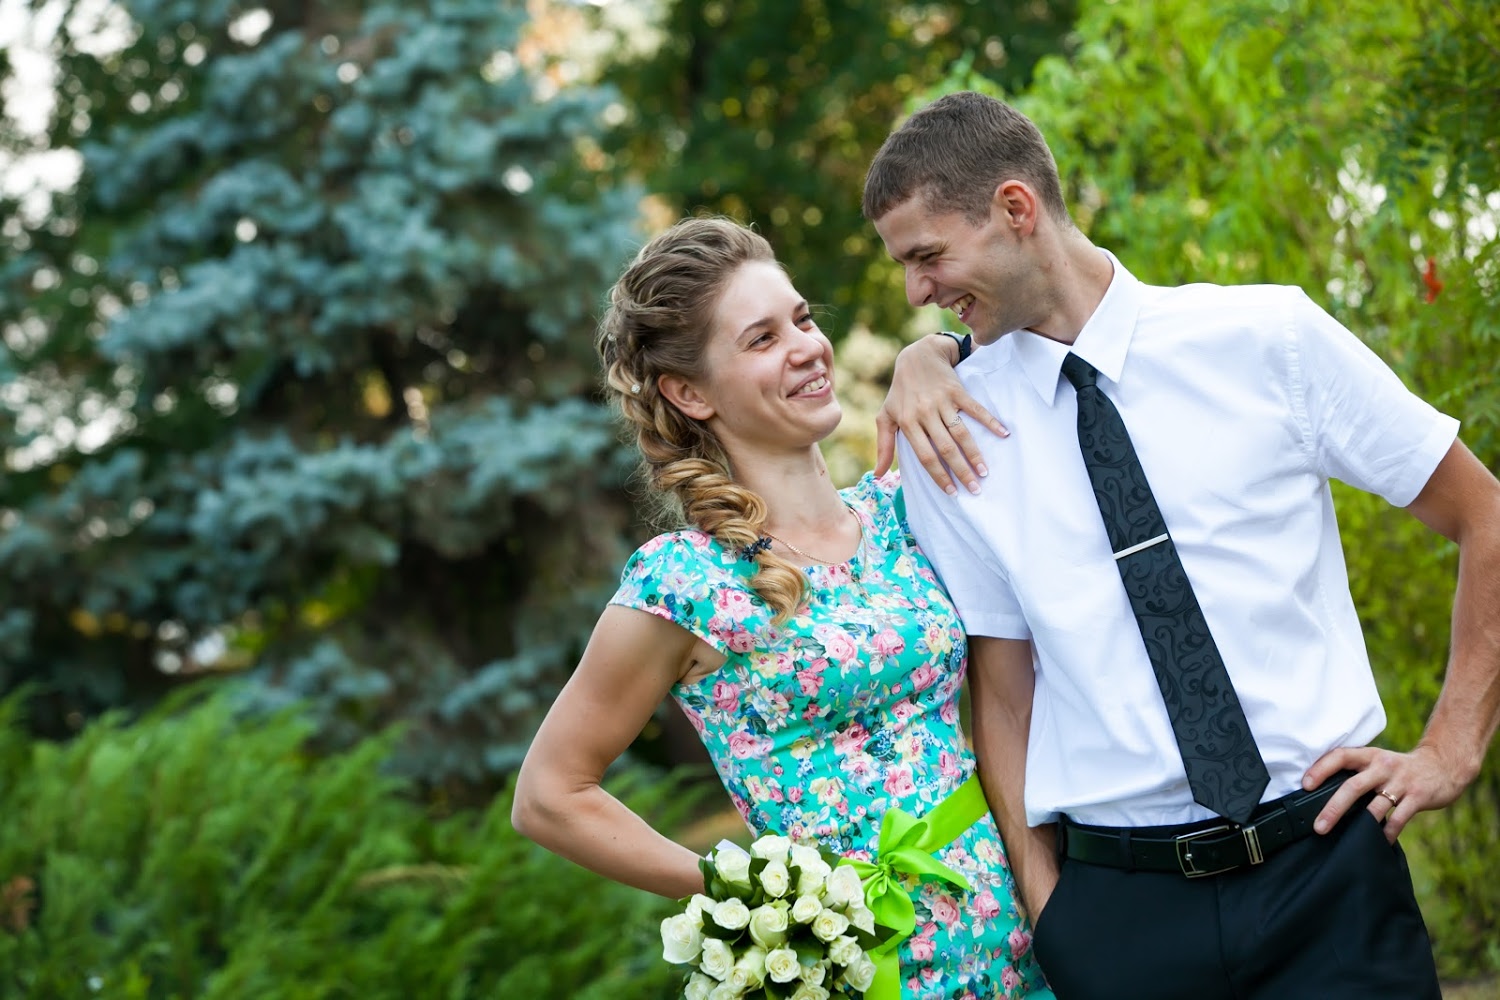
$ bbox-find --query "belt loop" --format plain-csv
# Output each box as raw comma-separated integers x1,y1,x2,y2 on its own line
1055,819,1068,864
1117,829,1134,872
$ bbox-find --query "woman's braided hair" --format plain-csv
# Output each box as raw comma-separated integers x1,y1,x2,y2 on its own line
597,217,808,622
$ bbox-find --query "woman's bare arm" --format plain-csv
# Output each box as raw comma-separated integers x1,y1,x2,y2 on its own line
511,604,725,898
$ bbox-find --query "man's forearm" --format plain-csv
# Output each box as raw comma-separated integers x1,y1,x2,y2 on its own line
974,707,1057,918
1306,442,1500,843
968,637,1059,920
1407,442,1500,784
1419,511,1500,781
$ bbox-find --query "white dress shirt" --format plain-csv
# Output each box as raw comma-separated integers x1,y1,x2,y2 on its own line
899,250,1460,827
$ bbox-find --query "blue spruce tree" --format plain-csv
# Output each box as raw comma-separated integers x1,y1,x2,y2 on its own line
0,0,644,787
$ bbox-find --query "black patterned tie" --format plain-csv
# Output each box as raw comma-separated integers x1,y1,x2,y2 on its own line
1062,353,1269,824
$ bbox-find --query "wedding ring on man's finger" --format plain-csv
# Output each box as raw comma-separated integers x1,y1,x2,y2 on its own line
945,414,963,427
1377,789,1400,808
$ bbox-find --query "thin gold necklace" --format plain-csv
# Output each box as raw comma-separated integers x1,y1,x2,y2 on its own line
764,504,863,565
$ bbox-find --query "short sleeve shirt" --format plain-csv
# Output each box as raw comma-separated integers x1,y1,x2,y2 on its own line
898,251,1459,827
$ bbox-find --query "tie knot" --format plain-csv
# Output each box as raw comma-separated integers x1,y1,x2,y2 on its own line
1061,353,1098,390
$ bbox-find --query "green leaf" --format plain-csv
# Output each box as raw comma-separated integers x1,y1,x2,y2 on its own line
794,940,825,966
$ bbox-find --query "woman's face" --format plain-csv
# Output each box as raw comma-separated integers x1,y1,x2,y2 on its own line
687,260,842,458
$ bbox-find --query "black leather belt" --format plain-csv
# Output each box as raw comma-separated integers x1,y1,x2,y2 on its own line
1060,771,1363,878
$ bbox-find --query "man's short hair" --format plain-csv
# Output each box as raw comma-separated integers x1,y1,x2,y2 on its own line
862,91,1069,225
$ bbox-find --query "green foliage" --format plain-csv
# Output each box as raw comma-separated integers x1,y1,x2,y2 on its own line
929,0,1499,976
0,686,690,998
596,0,1078,334
0,0,644,788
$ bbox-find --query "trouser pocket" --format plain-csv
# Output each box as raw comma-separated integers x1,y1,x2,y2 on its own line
1028,859,1074,980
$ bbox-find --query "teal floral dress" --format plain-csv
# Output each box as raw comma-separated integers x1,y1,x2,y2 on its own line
610,472,1053,1000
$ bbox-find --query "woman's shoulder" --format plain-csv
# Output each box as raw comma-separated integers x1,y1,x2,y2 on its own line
841,469,902,510
621,528,741,582
842,469,909,530
612,529,760,655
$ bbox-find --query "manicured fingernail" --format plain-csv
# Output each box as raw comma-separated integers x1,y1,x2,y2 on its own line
945,484,958,496
977,464,989,477
997,427,1010,438
968,481,981,495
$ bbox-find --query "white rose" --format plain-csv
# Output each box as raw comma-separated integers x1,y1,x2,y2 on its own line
748,902,790,949
749,834,792,865
802,960,830,987
789,985,831,1000
810,908,850,943
684,971,717,1000
714,846,753,885
727,945,767,992
699,937,736,982
661,912,705,964
796,858,831,897
712,897,752,931
827,934,862,967
845,902,875,935
821,864,864,909
758,859,791,898
765,946,803,984
843,955,878,992
685,893,718,922
707,984,742,1000
790,893,823,924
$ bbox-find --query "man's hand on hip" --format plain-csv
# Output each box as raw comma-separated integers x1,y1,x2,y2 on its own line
1302,743,1470,843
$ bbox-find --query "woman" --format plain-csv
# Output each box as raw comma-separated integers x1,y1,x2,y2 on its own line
511,217,1050,999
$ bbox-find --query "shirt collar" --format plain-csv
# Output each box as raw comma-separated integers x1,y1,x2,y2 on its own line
1010,248,1142,406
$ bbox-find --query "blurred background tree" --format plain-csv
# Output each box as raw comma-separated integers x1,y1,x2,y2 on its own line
594,0,1077,333
0,0,644,791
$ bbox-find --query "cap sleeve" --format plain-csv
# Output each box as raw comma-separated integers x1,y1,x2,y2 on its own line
608,530,752,654
846,469,920,551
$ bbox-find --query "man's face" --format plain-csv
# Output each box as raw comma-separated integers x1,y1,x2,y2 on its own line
873,195,1039,346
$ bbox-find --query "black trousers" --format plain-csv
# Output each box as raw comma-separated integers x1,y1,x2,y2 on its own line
1030,807,1441,999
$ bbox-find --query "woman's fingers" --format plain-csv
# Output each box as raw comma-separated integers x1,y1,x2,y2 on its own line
960,391,1010,440
928,411,985,494
907,414,962,496
878,395,1007,495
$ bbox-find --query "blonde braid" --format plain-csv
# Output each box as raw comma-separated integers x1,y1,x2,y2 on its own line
597,218,809,622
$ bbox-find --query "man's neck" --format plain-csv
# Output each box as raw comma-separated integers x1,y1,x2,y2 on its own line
1026,234,1115,346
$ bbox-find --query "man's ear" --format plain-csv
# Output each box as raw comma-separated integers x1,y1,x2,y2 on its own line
657,374,715,421
991,179,1039,237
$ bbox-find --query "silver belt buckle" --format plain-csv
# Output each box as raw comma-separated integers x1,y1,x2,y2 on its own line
1174,823,1266,878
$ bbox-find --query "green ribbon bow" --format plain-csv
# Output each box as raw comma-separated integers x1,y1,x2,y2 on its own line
838,774,988,1000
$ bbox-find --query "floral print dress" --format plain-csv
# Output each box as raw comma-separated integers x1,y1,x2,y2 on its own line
610,472,1053,1000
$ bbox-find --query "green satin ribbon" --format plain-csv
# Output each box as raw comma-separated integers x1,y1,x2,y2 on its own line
838,774,988,1000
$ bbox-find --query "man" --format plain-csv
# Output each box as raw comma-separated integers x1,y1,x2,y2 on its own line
866,91,1500,999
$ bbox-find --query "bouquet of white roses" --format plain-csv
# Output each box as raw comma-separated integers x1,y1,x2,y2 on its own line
660,834,889,1000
